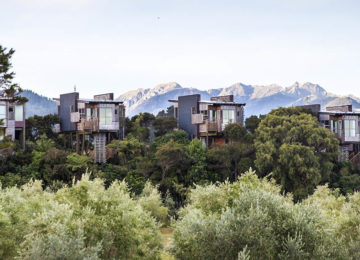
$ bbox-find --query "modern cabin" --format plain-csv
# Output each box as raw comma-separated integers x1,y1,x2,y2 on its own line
0,96,26,147
169,94,245,147
54,92,125,163
301,104,360,165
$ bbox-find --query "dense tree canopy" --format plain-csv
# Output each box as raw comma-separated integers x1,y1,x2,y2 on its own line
255,107,339,200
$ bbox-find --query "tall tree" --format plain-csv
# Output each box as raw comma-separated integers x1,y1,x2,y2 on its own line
255,107,339,200
186,138,207,184
155,139,187,181
245,115,262,133
153,117,177,136
0,45,27,102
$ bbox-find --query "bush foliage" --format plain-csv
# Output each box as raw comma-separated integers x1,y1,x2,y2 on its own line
172,169,360,260
0,174,163,259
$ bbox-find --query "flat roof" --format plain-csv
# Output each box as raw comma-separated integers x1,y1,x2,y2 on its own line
78,99,123,104
199,100,246,106
319,111,360,115
53,97,123,104
168,99,245,106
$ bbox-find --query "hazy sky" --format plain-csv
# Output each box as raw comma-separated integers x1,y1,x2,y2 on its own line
1,0,360,98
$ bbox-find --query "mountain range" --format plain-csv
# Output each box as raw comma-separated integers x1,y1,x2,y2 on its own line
21,82,360,118
117,82,360,117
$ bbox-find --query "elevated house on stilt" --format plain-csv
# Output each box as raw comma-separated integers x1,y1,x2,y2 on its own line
54,92,125,163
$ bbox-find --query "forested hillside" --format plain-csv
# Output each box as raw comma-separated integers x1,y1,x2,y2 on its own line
1,107,360,259
20,90,57,117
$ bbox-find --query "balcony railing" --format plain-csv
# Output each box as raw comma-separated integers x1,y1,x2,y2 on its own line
77,118,99,132
199,119,221,133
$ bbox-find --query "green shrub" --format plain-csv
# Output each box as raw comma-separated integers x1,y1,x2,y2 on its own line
0,174,163,259
138,181,169,226
171,169,348,259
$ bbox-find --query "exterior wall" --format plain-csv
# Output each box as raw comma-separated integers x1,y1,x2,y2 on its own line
326,105,352,112
236,106,244,125
178,94,200,139
210,95,234,102
118,105,126,139
94,93,114,100
60,92,79,132
0,101,8,127
5,120,15,140
0,100,25,142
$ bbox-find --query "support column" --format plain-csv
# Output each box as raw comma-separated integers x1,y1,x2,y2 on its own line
76,132,79,154
81,133,85,154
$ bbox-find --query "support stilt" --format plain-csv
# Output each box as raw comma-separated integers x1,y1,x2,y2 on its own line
76,132,79,154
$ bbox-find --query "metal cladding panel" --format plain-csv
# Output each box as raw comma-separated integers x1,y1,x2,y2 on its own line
236,106,244,125
15,121,24,128
60,92,79,132
178,94,200,139
319,114,330,121
5,120,15,140
94,133,107,163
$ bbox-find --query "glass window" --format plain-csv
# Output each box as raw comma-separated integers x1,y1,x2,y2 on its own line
339,120,342,133
209,110,216,122
86,108,91,120
345,120,356,137
15,105,23,121
331,120,338,133
200,110,208,116
0,105,6,120
79,108,85,119
99,107,112,125
191,107,196,114
222,110,235,127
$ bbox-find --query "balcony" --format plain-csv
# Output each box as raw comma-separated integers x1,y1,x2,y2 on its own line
77,118,99,132
99,121,119,131
199,120,221,133
344,134,360,143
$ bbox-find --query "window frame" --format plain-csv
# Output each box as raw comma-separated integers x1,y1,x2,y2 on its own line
14,105,23,122
99,107,113,126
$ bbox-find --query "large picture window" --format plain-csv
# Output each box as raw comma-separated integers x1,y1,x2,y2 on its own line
345,119,356,137
222,110,235,128
0,105,6,120
15,105,23,121
209,110,216,122
99,107,112,125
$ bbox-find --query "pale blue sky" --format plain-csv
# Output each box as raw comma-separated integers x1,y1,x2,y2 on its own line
1,0,360,98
